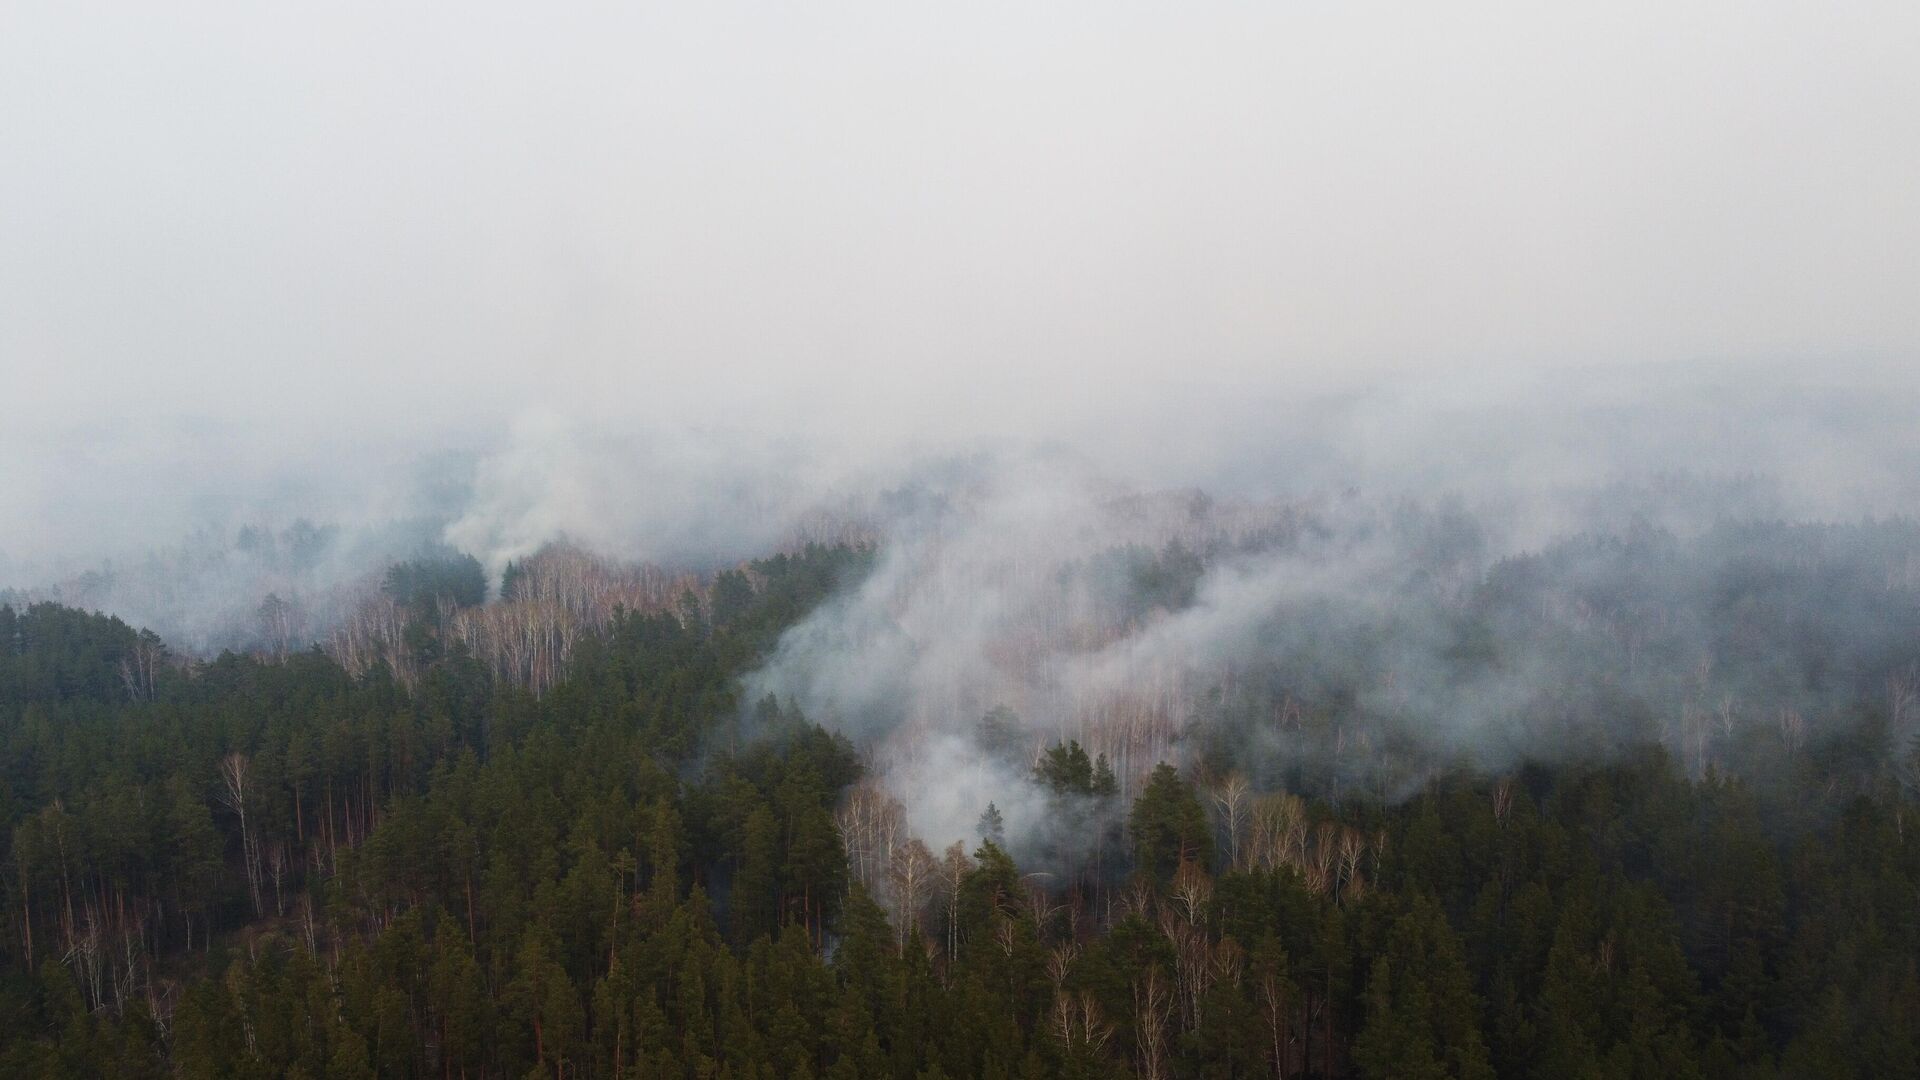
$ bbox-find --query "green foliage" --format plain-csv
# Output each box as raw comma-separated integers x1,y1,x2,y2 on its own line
1351,897,1493,1080
5,532,1920,1078
381,551,487,614
1127,762,1213,883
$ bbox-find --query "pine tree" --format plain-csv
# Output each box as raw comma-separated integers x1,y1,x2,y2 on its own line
1128,764,1213,883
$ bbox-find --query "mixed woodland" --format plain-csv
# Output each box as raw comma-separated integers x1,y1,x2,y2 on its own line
3,519,1920,1079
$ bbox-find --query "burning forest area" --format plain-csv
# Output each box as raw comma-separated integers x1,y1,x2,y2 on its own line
11,457,1920,1078
8,0,1920,1074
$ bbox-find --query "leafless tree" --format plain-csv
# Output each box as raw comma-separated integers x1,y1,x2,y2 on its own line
1133,967,1174,1080
1337,827,1367,891
117,633,166,702
266,842,288,917
1212,935,1245,990
1209,773,1251,870
1158,906,1211,1033
1778,708,1807,757
61,912,104,1012
1117,879,1155,923
217,752,263,917
938,842,971,968
1169,860,1212,926
1257,958,1290,1080
1717,695,1740,740
1305,822,1340,897
994,914,1019,957
1025,878,1066,937
112,915,145,1014
888,838,937,948
330,542,700,695
838,782,905,898
1891,667,1918,735
1249,793,1305,872
1049,941,1114,1057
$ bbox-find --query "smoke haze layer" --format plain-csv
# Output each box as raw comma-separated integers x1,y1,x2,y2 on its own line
4,1,1920,865
7,365,1920,653
6,1,1917,582
5,2,1917,546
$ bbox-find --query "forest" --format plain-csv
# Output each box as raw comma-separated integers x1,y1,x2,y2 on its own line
9,0,1916,1074
2,514,1920,1080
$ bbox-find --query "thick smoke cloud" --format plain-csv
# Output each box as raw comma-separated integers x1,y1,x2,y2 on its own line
438,410,863,580
0,413,866,651
746,372,1920,856
6,365,1920,667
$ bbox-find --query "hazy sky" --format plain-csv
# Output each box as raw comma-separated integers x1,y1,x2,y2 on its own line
4,2,1918,566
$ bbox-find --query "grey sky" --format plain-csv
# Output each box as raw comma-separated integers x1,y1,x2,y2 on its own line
3,2,1918,567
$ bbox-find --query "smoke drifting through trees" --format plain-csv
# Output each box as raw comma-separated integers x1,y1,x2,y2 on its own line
0,424,882,669
9,396,1920,1078
749,453,1920,887
11,370,1920,892
5,364,1917,655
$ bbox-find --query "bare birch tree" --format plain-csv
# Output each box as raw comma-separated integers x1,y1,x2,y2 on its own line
217,752,262,917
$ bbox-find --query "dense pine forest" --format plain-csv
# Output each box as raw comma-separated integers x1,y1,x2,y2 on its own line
3,522,1920,1080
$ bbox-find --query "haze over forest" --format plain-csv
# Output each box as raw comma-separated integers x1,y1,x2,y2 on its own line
4,4,1920,1079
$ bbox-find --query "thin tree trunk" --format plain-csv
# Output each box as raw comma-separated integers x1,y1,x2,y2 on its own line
20,881,31,969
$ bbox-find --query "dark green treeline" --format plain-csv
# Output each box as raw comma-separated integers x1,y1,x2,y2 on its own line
1,540,1918,1079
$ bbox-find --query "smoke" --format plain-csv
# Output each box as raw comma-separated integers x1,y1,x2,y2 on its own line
6,362,1920,655
439,410,852,581
745,369,1920,859
6,0,1920,866
8,356,1920,891
0,415,471,652
0,412,865,652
